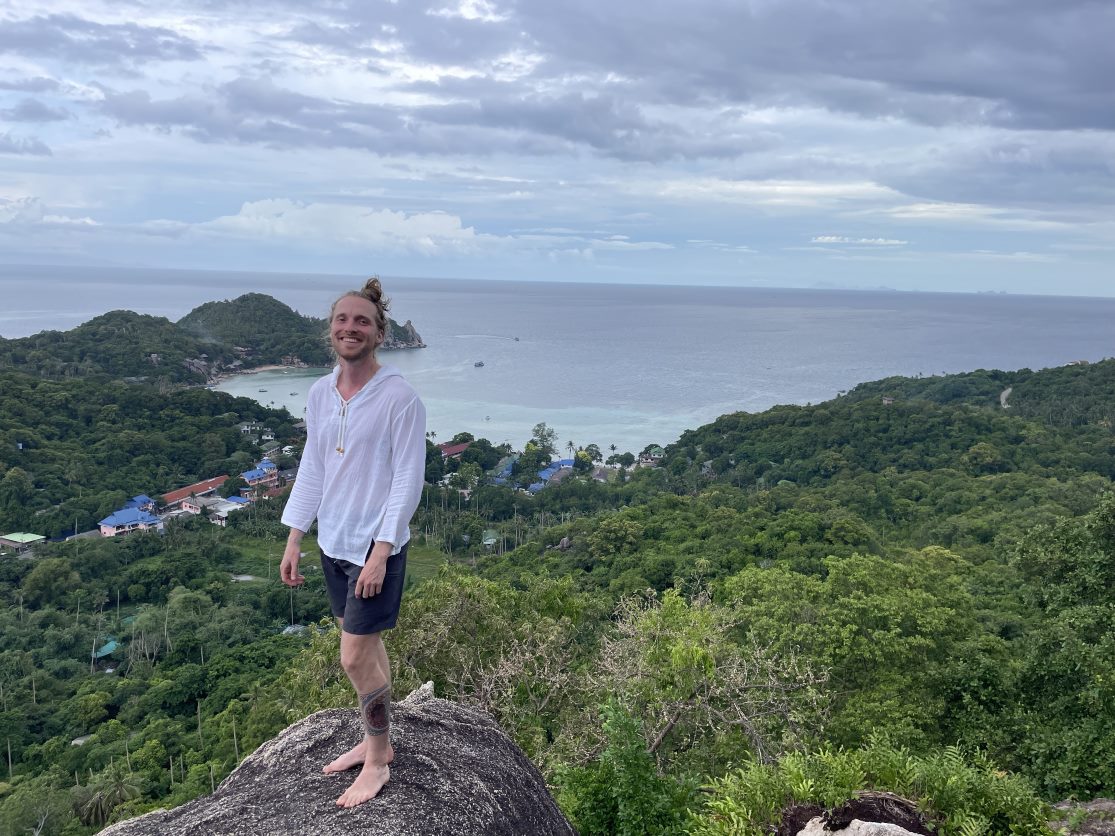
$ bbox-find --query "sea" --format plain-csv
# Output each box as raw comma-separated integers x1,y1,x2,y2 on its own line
2,264,1113,454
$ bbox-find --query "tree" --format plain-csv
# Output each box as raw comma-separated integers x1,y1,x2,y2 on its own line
2,775,73,835
530,423,558,457
77,761,140,826
0,466,34,528
512,442,549,487
586,588,827,766
448,462,482,493
22,558,82,607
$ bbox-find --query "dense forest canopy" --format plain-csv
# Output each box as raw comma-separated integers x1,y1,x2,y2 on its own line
0,355,1113,834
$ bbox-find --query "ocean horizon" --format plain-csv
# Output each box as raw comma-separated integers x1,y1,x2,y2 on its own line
3,263,1113,453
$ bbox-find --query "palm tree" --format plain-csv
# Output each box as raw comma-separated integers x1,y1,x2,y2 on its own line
566,440,575,461
80,762,140,826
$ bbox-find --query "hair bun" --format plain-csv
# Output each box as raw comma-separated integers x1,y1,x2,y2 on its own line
362,277,388,311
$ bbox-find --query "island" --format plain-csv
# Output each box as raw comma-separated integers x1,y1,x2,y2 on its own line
0,292,425,385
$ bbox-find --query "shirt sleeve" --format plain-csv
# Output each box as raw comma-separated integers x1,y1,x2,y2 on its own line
372,394,427,548
281,386,325,532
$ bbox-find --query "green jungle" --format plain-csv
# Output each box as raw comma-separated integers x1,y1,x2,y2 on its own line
0,304,1113,834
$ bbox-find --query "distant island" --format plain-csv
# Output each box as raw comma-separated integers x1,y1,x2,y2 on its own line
0,292,424,384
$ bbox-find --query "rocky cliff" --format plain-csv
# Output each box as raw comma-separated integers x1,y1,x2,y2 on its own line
385,318,426,350
100,683,573,836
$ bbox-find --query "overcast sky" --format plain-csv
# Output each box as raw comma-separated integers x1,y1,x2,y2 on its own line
1,0,1112,294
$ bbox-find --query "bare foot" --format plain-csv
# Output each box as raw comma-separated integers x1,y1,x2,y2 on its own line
336,763,390,808
323,741,394,774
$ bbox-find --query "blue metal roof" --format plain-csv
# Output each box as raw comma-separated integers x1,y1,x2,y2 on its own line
100,507,160,527
124,494,154,508
241,468,268,481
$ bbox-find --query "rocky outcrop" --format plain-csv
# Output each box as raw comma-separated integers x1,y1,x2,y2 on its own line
1051,799,1115,835
779,792,934,836
384,319,426,350
101,683,574,836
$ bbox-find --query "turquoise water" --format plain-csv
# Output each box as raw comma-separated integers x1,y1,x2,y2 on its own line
3,265,1114,453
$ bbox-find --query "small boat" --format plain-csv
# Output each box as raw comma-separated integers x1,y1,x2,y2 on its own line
290,392,297,395
514,337,520,341
474,361,485,367
258,388,268,392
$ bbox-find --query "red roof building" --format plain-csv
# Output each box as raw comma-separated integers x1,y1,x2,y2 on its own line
161,475,229,508
437,442,471,459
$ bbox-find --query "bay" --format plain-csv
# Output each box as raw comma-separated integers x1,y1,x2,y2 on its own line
2,264,1113,453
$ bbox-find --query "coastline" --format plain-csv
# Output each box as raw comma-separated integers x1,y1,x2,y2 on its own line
209,363,310,385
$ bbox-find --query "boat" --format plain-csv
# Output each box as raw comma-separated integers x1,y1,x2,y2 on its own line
290,392,297,395
474,361,485,367
258,388,268,392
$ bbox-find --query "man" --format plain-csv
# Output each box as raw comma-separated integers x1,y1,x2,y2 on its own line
280,278,426,807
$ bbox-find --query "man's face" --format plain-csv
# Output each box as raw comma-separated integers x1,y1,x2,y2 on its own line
330,296,381,363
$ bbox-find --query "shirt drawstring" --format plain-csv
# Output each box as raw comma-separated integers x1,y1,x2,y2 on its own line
335,401,349,454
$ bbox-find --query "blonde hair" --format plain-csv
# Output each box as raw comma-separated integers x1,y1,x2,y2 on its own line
330,277,391,347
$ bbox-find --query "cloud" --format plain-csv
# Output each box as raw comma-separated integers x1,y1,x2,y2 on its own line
3,0,1113,293
95,75,758,161
0,132,51,155
152,199,492,255
0,196,95,225
0,76,59,92
0,14,204,68
427,0,508,23
1,98,70,122
811,236,908,246
655,178,901,207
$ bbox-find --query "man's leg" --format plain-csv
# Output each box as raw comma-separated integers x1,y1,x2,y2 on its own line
323,618,366,774
334,629,394,807
323,620,397,775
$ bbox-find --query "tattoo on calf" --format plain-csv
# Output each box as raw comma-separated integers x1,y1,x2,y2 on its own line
359,684,391,736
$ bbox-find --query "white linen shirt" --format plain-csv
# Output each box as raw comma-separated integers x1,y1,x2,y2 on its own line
281,364,426,566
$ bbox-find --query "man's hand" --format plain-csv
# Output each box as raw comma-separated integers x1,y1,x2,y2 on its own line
280,540,306,587
355,541,393,598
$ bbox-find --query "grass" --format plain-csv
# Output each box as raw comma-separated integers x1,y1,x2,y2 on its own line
404,541,451,586
223,533,451,587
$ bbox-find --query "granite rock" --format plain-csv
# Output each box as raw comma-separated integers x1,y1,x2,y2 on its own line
101,683,574,836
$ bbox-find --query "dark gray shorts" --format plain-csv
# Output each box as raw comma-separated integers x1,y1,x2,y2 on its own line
320,544,408,635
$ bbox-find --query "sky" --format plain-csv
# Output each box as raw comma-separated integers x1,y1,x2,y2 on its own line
0,0,1113,295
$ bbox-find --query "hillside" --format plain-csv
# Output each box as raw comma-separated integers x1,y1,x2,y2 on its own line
0,310,234,384
842,357,1115,428
0,359,1113,834
0,293,425,383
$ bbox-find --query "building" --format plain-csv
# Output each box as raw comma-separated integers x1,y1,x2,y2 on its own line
241,459,279,492
124,494,156,512
438,441,471,459
161,475,230,509
99,507,164,537
181,495,249,526
527,458,575,493
0,532,46,555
